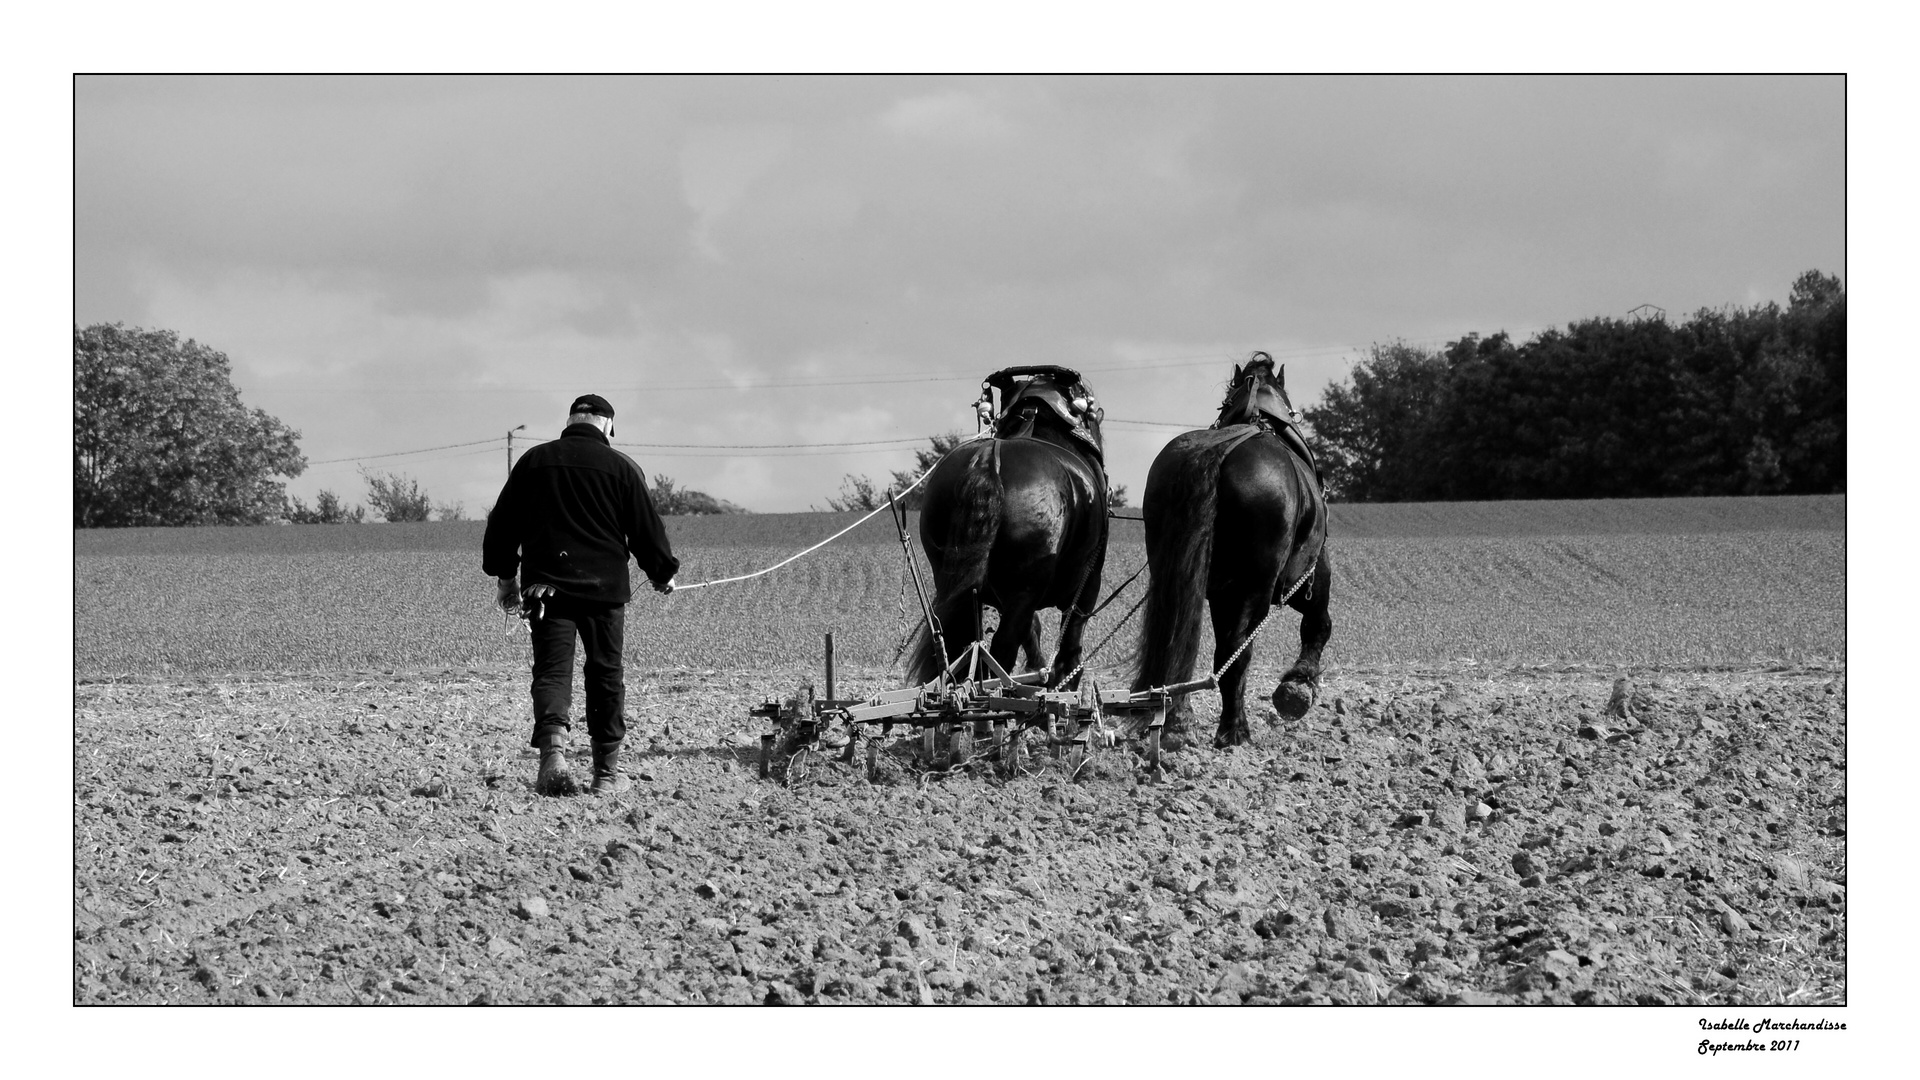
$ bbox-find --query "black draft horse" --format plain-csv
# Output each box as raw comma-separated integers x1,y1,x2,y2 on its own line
906,366,1109,688
1132,353,1333,748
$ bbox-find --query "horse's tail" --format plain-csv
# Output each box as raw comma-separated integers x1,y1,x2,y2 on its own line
1132,438,1222,693
905,444,1000,684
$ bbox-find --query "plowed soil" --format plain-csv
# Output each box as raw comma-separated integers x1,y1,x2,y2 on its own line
74,662,1845,1005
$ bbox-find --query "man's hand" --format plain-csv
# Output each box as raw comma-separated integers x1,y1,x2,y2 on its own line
496,576,521,612
652,576,676,595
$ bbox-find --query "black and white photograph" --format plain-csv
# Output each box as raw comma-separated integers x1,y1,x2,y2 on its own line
50,46,1881,1070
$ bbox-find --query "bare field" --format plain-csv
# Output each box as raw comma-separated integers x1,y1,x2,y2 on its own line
75,664,1845,1005
72,495,1846,1005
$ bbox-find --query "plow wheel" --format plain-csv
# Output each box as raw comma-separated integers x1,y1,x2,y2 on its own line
1145,726,1162,772
866,737,880,782
921,724,938,766
950,723,972,766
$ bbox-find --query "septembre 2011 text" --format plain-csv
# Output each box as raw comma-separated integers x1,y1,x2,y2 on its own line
1698,1017,1845,1056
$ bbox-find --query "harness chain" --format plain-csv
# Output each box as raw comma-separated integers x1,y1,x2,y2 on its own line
888,561,914,671
1205,551,1320,684
1053,587,1150,690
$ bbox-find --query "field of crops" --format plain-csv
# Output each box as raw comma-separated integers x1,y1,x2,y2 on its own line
73,494,1848,1008
75,495,1845,679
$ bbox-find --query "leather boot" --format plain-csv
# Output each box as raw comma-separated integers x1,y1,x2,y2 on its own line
591,740,632,795
535,745,578,796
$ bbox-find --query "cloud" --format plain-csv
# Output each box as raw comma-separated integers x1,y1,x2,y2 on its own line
679,123,796,261
879,90,1013,141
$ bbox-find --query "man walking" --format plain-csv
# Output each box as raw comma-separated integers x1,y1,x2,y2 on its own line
483,394,679,796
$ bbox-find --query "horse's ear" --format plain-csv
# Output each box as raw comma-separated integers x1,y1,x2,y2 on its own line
1230,363,1242,384
1277,364,1286,388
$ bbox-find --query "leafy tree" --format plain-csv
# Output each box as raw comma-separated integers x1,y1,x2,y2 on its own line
361,468,433,522
887,432,969,510
74,324,306,527
825,473,883,512
1301,342,1452,501
433,499,468,521
650,474,746,515
825,433,969,512
285,489,365,524
1110,484,1130,509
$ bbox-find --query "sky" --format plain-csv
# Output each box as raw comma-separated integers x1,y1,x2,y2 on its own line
74,75,1845,514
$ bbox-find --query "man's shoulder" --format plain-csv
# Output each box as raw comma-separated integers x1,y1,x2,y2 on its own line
609,446,647,480
564,438,646,486
576,443,645,480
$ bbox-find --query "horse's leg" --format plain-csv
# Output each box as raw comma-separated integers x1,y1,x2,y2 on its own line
1021,616,1047,675
1209,584,1270,748
1049,561,1100,690
925,587,980,680
1274,550,1333,720
1209,442,1301,746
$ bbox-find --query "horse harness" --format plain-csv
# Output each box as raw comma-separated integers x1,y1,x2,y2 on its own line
1218,380,1324,489
979,365,1105,462
972,365,1113,622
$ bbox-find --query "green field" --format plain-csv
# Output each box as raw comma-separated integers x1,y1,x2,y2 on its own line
74,495,1845,678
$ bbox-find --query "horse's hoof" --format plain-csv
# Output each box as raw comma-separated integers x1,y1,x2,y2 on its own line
1213,724,1252,749
1273,681,1316,721
1157,708,1194,752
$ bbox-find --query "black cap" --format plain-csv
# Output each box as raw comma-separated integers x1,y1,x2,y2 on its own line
569,394,615,419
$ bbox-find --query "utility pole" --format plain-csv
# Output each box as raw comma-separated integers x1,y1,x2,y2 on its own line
506,424,526,478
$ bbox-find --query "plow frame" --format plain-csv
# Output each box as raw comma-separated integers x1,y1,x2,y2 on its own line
752,634,1100,782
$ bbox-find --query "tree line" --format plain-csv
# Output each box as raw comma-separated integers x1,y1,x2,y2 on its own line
1301,271,1844,502
78,271,1841,528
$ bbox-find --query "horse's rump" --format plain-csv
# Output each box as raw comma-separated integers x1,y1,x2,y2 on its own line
1133,425,1264,691
909,428,1107,684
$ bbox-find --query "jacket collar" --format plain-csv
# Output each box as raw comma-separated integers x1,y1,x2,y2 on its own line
561,422,610,445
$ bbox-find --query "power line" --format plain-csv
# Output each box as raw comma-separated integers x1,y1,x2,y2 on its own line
1104,417,1202,429
303,419,1229,467
614,437,928,450
305,445,506,470
620,445,936,459
304,436,504,466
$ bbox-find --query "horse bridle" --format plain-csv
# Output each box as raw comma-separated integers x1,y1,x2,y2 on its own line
1219,366,1297,427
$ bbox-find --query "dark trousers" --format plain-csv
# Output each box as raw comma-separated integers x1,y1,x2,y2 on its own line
528,595,627,748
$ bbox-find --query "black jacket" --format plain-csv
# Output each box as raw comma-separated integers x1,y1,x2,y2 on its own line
482,424,679,604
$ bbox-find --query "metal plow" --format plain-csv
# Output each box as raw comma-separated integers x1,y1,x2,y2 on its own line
752,633,1100,783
